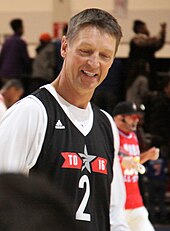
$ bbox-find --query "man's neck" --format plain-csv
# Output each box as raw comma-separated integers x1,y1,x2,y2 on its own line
52,78,93,109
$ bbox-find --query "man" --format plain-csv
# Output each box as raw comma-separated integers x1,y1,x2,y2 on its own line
0,18,31,79
113,101,159,231
0,79,24,120
128,19,167,90
91,58,126,115
129,20,166,63
32,32,56,82
0,8,128,231
146,75,170,223
148,75,170,161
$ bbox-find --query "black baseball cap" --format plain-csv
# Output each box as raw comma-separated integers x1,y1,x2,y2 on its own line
113,101,143,116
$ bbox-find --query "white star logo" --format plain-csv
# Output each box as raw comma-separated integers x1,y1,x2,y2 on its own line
78,145,96,173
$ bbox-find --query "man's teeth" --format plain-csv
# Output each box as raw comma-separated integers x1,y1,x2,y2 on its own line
83,70,96,77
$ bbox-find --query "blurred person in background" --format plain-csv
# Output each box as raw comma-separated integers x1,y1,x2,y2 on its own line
0,18,31,81
52,24,68,76
146,153,169,224
113,101,159,231
0,79,24,120
126,59,157,107
92,58,126,115
32,33,56,82
128,20,167,90
147,75,170,162
145,76,170,216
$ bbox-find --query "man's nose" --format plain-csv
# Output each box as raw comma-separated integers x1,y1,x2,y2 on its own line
87,54,100,68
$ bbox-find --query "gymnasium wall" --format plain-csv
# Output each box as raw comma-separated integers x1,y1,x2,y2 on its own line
0,0,170,58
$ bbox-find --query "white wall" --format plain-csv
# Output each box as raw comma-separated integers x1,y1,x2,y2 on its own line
115,0,170,57
0,0,170,58
70,0,114,14
0,0,53,43
67,0,170,57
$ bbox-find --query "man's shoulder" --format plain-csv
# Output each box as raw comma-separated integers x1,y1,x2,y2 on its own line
11,95,46,116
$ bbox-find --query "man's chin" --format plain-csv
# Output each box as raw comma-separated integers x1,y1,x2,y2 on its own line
130,125,137,131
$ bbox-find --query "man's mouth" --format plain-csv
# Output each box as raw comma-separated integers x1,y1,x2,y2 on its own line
81,70,98,77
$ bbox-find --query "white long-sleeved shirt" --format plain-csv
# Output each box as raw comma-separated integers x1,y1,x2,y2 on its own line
0,84,129,230
0,94,7,120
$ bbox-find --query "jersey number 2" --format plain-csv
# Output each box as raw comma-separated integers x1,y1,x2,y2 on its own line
76,175,91,221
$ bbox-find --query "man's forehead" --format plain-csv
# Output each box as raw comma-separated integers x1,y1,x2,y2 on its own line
124,114,141,119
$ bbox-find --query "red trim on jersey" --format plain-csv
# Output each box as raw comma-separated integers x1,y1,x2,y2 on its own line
91,157,107,174
61,152,82,169
61,152,108,175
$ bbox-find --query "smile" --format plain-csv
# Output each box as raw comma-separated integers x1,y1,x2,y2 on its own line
81,70,98,77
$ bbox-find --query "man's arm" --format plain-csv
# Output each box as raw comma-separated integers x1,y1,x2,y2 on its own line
140,147,159,164
133,23,166,51
0,100,7,120
20,40,32,73
110,121,130,231
119,146,159,173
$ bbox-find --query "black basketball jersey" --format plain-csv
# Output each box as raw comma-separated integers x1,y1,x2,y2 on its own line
31,88,115,231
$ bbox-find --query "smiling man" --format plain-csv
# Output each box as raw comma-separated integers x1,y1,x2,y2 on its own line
0,8,126,231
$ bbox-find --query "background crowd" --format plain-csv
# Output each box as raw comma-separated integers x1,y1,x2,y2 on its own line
0,16,170,228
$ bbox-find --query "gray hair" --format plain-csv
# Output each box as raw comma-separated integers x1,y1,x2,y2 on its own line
66,8,122,53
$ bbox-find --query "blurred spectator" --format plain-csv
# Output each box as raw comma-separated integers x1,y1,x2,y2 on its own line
147,75,170,161
0,18,31,80
113,101,159,231
32,33,56,82
0,173,76,231
145,75,170,223
91,58,126,115
52,24,68,76
128,20,167,90
146,154,169,224
126,59,157,107
0,79,24,120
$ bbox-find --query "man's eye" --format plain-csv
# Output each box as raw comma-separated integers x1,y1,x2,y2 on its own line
100,54,111,60
80,50,91,54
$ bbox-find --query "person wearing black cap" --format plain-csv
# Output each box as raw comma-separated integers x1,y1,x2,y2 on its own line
112,101,159,231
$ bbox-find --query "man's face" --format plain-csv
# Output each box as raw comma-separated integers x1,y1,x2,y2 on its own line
61,26,117,95
123,114,140,132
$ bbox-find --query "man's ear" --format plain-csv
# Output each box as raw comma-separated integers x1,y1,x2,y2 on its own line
61,36,68,58
116,115,125,123
120,115,125,123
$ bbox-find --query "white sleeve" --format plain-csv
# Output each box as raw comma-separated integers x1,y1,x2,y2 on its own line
0,96,47,174
0,102,7,121
101,110,130,231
